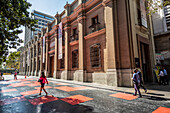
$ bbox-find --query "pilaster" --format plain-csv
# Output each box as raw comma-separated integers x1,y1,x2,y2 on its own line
54,33,58,79
103,0,118,86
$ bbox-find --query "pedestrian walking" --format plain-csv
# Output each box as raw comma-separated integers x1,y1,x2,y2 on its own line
136,69,147,93
159,69,165,85
14,71,17,80
132,69,142,98
38,72,48,96
163,67,169,85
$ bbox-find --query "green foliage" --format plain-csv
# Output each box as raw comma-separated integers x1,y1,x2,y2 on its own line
6,51,21,70
147,0,170,15
0,0,37,64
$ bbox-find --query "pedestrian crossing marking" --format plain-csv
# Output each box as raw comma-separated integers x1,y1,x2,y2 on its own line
0,88,17,93
110,93,138,100
20,90,40,96
28,95,59,105
0,96,26,106
61,95,93,105
152,107,170,113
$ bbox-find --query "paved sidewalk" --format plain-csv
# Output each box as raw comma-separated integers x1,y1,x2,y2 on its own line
47,77,170,101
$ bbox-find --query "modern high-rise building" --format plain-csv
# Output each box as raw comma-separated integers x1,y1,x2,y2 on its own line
24,10,54,45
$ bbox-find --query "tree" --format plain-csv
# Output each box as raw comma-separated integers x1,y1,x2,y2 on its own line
0,0,37,65
6,51,21,70
147,0,170,15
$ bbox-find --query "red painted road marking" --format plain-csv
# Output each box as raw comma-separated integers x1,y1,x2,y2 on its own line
34,86,52,90
110,93,138,100
54,86,76,92
20,90,40,96
1,89,17,93
152,107,170,113
0,96,27,106
8,83,28,87
26,83,40,87
61,95,93,105
28,95,58,105
56,83,70,85
54,86,90,92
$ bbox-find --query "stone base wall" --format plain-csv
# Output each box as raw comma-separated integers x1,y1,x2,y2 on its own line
117,69,133,87
60,70,68,80
74,70,84,82
92,72,107,84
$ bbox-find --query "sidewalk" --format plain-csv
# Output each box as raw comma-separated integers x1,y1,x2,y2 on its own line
22,76,170,101
14,75,170,101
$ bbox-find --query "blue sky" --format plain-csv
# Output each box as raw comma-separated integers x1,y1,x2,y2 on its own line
12,0,74,52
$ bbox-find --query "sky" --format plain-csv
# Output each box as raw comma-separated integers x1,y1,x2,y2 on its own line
10,0,74,52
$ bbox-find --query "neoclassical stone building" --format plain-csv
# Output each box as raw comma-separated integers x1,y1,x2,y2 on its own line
20,0,156,87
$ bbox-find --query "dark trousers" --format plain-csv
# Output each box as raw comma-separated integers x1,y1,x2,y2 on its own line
164,75,169,85
160,76,165,85
134,84,142,97
140,84,146,91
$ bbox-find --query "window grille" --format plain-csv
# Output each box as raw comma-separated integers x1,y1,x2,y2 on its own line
90,43,101,68
72,50,78,68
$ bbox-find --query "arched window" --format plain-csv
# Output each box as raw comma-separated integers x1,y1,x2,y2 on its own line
90,43,101,68
72,49,78,68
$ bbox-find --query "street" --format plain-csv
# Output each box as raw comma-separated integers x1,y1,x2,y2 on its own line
0,75,170,113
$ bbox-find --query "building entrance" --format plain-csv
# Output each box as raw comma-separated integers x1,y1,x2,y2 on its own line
140,43,152,82
50,56,54,77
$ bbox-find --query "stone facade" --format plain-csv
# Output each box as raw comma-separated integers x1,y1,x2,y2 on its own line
20,0,156,87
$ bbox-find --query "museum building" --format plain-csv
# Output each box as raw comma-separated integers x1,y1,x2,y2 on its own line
20,0,156,87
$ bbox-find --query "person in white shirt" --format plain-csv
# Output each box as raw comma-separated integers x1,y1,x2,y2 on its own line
132,69,142,98
159,69,165,85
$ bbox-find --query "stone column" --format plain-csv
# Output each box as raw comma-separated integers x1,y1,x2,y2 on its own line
103,0,118,86
54,33,58,79
45,38,50,77
39,38,43,77
74,16,86,82
35,42,39,76
62,25,70,80
28,47,32,76
32,45,35,76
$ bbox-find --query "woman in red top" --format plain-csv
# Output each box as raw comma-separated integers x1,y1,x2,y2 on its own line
39,72,48,96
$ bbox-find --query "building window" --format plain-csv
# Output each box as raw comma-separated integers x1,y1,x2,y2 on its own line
72,50,78,68
92,16,98,25
70,28,78,42
89,16,100,33
90,43,101,68
60,53,65,69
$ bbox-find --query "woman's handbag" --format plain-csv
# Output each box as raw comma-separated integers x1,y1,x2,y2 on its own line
38,79,43,83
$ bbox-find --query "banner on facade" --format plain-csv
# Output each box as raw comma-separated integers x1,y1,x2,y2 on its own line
27,48,30,66
58,22,62,59
43,36,45,63
23,54,25,67
140,0,148,28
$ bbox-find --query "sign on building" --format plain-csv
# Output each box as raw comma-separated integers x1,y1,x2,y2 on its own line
58,22,62,59
140,0,148,28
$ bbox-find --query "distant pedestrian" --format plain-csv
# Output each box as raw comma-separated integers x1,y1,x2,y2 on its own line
163,67,169,85
136,69,147,93
132,69,142,98
38,72,48,96
14,71,17,80
159,69,165,85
